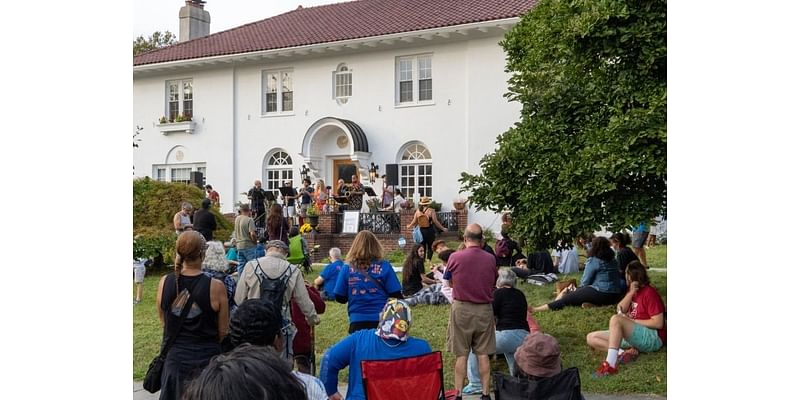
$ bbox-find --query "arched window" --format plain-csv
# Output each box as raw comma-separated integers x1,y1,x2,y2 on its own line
264,150,293,197
398,142,432,199
333,63,352,104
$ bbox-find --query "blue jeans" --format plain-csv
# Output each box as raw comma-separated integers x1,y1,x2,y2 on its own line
237,246,258,276
467,329,529,385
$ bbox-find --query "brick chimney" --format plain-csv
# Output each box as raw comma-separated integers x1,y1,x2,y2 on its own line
179,0,210,42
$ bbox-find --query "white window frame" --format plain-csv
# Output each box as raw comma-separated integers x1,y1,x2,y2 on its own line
264,151,294,198
165,78,193,121
152,163,206,184
395,54,433,106
398,143,433,199
262,69,294,115
332,63,352,104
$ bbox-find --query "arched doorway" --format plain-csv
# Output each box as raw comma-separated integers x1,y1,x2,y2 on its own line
299,117,372,188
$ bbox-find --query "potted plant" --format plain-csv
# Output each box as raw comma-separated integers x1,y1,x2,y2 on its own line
306,204,320,229
453,196,468,211
158,116,168,124
365,198,381,213
174,112,193,122
429,200,442,212
400,199,415,210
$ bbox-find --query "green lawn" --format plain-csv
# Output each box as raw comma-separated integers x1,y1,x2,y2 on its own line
134,244,667,395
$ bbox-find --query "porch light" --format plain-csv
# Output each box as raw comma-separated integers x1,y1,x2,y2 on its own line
369,163,379,183
300,164,309,181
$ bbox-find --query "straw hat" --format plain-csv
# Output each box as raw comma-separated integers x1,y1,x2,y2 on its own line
419,196,432,206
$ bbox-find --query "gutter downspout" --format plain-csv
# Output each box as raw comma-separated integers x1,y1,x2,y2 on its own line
232,66,238,213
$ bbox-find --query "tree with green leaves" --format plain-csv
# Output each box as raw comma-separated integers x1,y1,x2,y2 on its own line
133,31,177,56
460,0,666,251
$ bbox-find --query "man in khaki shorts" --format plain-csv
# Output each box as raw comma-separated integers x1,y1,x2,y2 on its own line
442,223,499,400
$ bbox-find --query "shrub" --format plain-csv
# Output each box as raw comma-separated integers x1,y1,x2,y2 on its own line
133,177,233,263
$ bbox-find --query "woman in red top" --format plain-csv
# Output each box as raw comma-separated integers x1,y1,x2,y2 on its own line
586,261,665,377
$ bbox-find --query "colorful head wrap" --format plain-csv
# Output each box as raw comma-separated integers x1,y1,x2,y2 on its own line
375,298,412,342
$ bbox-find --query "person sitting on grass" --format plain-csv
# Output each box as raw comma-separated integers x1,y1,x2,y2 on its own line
404,249,455,306
319,298,432,400
402,244,438,297
314,247,344,301
531,236,623,312
586,261,666,377
610,232,639,276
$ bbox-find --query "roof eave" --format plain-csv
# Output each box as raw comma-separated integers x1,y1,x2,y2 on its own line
133,17,520,76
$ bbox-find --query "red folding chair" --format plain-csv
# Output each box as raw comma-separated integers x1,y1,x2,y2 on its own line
361,351,445,400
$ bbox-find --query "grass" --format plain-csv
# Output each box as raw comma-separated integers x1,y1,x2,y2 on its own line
133,245,667,395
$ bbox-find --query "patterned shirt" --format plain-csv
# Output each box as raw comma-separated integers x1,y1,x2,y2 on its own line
203,270,238,314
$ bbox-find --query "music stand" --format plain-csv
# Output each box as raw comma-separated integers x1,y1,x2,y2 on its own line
363,187,377,197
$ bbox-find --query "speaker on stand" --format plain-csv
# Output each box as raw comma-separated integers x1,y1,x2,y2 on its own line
190,171,204,188
385,164,399,186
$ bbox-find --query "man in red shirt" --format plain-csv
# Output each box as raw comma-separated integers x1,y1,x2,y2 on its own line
205,184,220,207
586,261,666,377
442,223,498,400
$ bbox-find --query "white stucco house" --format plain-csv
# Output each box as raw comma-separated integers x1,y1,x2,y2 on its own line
133,0,535,231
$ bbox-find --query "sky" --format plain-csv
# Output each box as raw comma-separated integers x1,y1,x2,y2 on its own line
133,0,336,40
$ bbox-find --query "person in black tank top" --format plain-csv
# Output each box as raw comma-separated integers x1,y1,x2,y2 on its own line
156,231,229,400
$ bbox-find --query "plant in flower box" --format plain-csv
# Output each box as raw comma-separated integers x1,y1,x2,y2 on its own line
365,198,381,212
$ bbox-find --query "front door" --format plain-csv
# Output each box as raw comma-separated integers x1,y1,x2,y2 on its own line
333,160,357,192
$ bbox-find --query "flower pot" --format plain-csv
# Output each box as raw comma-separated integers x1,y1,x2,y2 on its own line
453,202,466,211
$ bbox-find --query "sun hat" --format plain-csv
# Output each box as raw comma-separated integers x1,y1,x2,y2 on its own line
514,331,562,378
375,298,412,342
419,196,432,206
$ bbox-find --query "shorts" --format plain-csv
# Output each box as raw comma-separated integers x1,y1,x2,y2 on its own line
284,206,296,218
133,264,146,283
447,300,495,357
631,232,648,248
621,323,663,353
299,203,309,217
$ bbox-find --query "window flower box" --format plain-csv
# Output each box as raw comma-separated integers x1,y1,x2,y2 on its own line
158,120,194,134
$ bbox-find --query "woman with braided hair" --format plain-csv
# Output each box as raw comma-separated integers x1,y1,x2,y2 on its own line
156,231,229,400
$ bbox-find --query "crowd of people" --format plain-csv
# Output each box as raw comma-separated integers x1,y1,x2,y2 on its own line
144,194,666,399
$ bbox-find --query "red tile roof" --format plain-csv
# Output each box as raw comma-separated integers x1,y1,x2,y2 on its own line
134,0,537,66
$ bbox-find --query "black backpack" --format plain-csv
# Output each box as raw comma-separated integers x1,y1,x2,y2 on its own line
253,260,293,310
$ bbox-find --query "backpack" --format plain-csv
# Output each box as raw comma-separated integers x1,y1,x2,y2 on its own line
495,238,511,258
254,260,297,358
254,261,293,308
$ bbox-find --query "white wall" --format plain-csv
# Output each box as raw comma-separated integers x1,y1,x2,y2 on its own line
134,33,521,230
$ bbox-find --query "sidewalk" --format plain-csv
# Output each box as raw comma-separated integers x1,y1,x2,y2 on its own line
134,380,665,399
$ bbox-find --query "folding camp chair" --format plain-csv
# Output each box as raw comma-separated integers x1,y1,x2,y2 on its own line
493,367,583,400
361,351,445,400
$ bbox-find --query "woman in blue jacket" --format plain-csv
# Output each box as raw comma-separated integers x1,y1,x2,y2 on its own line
333,230,403,333
320,298,432,400
532,236,623,312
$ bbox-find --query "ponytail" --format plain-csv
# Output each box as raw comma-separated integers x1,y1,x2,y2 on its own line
174,253,183,292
